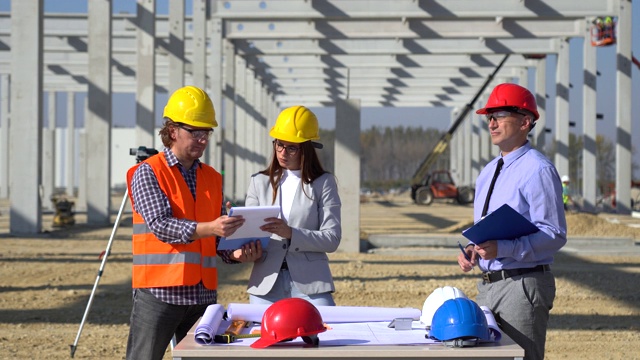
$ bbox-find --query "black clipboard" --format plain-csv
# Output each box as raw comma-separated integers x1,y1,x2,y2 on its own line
462,204,539,244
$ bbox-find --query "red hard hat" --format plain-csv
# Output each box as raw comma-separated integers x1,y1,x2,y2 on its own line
250,298,327,348
476,83,540,120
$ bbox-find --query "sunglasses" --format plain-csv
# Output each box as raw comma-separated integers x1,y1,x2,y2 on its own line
176,123,214,140
484,108,526,123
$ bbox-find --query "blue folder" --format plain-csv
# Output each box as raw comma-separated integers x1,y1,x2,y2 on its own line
462,204,539,244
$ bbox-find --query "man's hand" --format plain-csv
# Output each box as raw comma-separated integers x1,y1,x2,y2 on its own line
231,240,263,263
457,244,476,272
474,240,498,260
212,215,245,238
194,215,245,239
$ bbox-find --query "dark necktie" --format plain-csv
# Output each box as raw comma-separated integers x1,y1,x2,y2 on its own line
481,158,504,217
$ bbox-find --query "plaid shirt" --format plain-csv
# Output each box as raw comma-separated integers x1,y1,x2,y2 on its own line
130,148,236,305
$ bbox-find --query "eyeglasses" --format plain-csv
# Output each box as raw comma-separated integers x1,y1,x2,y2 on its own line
273,140,300,155
176,123,214,140
485,109,525,123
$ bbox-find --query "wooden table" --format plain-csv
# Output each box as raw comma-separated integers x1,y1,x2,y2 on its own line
172,322,524,360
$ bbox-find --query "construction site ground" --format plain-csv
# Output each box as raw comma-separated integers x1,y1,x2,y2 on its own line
1,192,639,359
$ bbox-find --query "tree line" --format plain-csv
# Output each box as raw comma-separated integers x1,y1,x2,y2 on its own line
315,126,635,194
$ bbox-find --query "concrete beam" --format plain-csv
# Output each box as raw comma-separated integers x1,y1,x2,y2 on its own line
225,18,585,40
215,0,617,19
235,38,560,56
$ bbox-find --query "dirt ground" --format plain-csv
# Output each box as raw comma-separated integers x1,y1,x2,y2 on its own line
1,194,639,359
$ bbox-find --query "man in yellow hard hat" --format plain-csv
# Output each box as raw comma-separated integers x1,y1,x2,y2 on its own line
125,86,263,360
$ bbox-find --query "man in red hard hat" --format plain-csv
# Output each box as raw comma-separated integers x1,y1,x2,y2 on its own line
457,83,567,360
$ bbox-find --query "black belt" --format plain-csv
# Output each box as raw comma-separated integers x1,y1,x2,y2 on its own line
482,264,550,283
280,261,288,270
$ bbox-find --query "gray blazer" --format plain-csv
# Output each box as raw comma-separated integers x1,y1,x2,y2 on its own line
244,172,341,296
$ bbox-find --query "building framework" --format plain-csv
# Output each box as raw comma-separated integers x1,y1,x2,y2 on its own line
0,0,634,253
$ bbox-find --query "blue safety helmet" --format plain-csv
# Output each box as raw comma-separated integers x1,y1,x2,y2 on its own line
429,298,490,347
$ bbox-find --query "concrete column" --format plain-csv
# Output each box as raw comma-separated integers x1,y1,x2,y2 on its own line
534,58,547,152
252,81,266,172
470,111,480,183
335,98,361,253
86,0,112,225
208,16,223,170
136,0,156,148
9,0,43,233
192,0,206,90
518,67,529,89
66,92,75,197
478,95,491,167
462,112,472,186
453,108,464,184
222,40,236,201
234,56,247,203
0,74,9,199
259,85,269,166
77,129,87,212
582,20,598,213
554,38,570,178
615,0,633,214
43,91,56,211
168,0,185,91
245,68,257,176
449,126,459,184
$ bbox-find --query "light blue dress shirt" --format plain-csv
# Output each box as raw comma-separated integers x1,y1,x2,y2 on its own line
473,141,567,272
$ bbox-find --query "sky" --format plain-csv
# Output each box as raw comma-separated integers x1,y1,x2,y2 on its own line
1,0,639,177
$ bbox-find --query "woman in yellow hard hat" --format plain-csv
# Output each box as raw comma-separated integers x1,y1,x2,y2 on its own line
244,105,342,306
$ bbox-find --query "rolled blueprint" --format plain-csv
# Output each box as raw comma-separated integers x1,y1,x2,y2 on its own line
194,304,225,344
226,303,421,323
480,306,502,342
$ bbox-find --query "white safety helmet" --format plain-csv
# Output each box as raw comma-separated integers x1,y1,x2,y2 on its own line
420,286,468,327
561,175,570,183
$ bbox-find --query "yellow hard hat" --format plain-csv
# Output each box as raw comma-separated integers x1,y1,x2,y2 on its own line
269,105,320,143
163,85,217,128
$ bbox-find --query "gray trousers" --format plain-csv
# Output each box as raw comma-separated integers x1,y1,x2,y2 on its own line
476,270,556,360
126,289,210,360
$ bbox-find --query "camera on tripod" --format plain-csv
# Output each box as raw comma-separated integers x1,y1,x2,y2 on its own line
130,146,159,163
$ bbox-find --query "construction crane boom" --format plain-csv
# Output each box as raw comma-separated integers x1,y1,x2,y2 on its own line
410,54,511,186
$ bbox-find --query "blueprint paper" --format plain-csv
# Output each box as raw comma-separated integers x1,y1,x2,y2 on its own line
480,306,502,342
462,203,538,244
206,321,438,347
194,304,225,344
226,303,421,323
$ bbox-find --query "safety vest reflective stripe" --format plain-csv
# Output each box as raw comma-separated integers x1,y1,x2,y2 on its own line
133,252,208,266
132,223,150,235
132,253,217,267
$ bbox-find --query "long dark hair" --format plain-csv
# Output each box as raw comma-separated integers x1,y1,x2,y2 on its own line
261,140,328,204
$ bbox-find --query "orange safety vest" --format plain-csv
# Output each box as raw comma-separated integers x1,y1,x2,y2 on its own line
126,153,222,289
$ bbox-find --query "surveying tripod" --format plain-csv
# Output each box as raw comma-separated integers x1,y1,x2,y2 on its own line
70,146,158,358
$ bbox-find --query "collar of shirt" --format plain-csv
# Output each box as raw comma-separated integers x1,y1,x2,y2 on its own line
163,147,201,170
475,141,533,221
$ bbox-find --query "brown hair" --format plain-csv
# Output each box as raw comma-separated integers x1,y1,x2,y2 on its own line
158,118,178,147
261,141,328,204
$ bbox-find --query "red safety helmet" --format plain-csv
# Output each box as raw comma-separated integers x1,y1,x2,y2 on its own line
476,83,540,120
250,298,327,348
